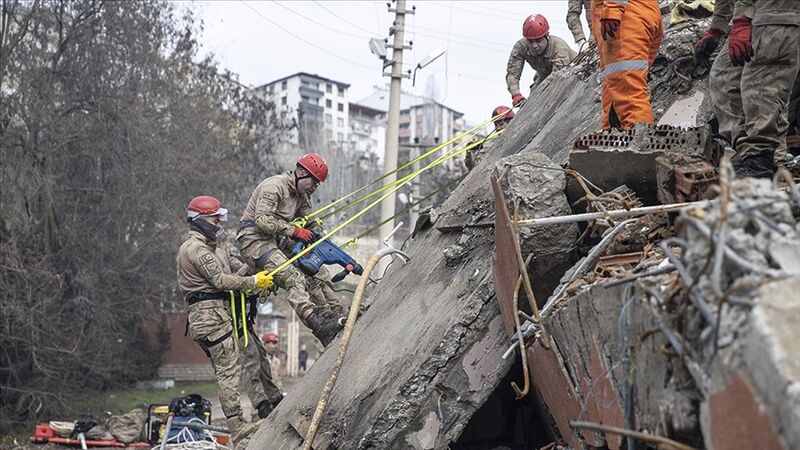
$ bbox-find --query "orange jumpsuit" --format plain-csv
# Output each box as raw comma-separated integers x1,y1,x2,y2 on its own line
592,0,663,129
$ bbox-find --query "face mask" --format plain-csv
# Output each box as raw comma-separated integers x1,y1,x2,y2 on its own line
190,218,222,241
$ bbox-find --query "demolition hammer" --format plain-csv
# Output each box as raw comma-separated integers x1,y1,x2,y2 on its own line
292,233,364,282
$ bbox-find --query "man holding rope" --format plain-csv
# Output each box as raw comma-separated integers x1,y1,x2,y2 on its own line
237,153,343,346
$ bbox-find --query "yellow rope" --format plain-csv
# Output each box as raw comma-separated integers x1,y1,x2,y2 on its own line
303,110,510,221
266,128,503,278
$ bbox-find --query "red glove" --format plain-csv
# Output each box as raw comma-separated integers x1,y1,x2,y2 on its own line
601,19,620,40
292,227,314,242
693,28,723,67
512,93,526,107
728,17,753,66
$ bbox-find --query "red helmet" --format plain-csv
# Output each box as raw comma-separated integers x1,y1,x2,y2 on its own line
523,14,549,40
187,196,227,222
262,332,279,343
297,153,329,182
491,106,515,121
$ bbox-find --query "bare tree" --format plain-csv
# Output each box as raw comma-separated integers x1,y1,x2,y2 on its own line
0,0,288,431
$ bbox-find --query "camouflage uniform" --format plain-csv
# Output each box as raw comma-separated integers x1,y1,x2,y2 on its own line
267,353,283,391
567,0,592,44
307,266,344,318
709,0,800,159
237,171,323,324
465,136,496,171
176,231,281,421
506,35,577,96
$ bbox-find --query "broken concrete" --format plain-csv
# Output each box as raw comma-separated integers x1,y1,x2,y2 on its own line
247,7,800,449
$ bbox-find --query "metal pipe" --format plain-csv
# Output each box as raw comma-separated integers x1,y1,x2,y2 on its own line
515,201,709,227
159,413,174,450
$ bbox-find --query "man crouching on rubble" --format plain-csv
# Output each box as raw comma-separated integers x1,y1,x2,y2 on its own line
176,195,282,446
236,153,343,346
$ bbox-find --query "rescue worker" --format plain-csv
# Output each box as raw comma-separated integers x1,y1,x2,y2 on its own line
465,106,515,171
506,14,577,107
567,0,592,47
592,0,663,129
261,332,283,391
237,153,342,346
176,196,282,446
700,0,800,178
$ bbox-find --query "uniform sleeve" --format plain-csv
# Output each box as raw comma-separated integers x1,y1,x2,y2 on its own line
254,184,294,239
566,0,586,42
506,40,526,96
227,252,252,276
191,246,255,291
600,0,626,21
734,0,754,20
709,0,734,33
296,197,324,234
551,39,577,70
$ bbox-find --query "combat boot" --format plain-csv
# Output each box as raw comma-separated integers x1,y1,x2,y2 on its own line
732,152,776,179
226,416,262,448
306,310,342,346
255,399,274,419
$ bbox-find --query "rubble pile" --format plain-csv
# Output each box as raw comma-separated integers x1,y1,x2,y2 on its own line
530,170,800,449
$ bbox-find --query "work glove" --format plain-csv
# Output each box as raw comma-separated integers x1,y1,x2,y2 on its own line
693,28,723,68
511,93,526,107
600,19,620,40
292,227,314,243
728,17,753,66
253,271,273,290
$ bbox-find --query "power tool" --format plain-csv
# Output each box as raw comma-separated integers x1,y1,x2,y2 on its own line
292,234,364,282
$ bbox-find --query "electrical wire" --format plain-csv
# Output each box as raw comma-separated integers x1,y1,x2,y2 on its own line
239,1,376,71
312,0,381,37
269,1,373,40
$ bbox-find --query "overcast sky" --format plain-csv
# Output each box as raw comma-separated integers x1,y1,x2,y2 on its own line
192,1,584,124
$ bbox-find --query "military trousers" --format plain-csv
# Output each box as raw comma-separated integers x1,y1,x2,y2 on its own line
187,302,281,419
237,231,317,323
710,24,800,159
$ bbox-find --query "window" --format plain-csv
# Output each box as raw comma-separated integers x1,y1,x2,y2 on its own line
281,81,287,90
301,80,309,86
337,118,344,127
281,96,287,106
326,99,332,108
326,84,332,93
337,132,344,141
325,114,332,124
337,103,344,112
337,86,344,97
268,85,274,95
301,95,309,102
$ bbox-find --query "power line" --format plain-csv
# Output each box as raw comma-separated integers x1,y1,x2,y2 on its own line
312,0,381,37
413,24,508,48
424,1,573,35
270,1,373,40
240,1,376,71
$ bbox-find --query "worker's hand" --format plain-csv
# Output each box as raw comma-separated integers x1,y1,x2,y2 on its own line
511,93,526,107
292,227,314,243
600,19,620,40
693,28,723,68
253,271,273,290
728,17,753,66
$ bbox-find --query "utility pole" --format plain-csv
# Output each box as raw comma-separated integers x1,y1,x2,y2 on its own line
379,0,413,246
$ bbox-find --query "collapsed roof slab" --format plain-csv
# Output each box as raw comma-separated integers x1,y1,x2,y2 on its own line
248,66,602,450
249,225,515,449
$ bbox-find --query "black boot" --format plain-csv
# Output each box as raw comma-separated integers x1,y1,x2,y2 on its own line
731,152,776,178
306,311,342,346
255,400,273,419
